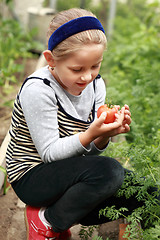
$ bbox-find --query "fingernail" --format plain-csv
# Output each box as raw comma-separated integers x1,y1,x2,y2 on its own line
102,112,107,117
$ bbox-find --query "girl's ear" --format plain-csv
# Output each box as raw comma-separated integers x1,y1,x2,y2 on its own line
43,50,55,67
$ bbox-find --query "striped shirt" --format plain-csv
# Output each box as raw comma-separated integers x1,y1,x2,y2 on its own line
6,67,106,183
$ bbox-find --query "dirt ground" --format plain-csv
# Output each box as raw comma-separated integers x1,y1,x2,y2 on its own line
0,57,123,240
0,186,123,240
0,58,37,240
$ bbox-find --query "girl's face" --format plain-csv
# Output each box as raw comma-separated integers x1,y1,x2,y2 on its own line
52,44,104,96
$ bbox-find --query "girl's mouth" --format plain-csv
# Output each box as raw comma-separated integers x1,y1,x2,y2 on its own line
76,82,87,87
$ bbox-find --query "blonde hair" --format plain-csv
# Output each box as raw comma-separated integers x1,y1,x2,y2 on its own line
47,8,107,59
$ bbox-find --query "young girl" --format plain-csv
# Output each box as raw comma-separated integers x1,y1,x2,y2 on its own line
6,8,132,240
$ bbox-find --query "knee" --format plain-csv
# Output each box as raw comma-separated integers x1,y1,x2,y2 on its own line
94,156,125,196
108,157,124,186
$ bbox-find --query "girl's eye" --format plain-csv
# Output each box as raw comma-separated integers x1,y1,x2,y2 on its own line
92,64,100,69
72,68,82,72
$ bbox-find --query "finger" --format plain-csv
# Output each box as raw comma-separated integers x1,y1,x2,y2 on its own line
124,115,132,125
124,124,130,133
115,106,125,116
98,111,107,124
121,106,125,113
118,124,130,134
116,107,125,117
124,113,132,120
124,110,131,116
115,109,125,126
124,104,129,110
114,105,120,110
119,107,125,116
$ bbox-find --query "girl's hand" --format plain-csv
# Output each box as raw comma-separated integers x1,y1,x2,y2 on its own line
120,104,132,133
79,106,126,148
91,106,125,138
109,104,131,135
93,105,131,149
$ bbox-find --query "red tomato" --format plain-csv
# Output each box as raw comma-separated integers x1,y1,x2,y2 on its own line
97,104,118,124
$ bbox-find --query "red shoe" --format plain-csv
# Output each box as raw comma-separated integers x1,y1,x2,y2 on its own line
25,205,60,240
59,229,71,240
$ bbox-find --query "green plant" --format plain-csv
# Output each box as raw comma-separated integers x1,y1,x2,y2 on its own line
56,0,91,11
0,166,11,195
98,170,160,239
0,17,39,90
97,1,160,239
99,130,160,239
79,225,110,240
101,1,160,145
92,237,110,240
79,225,98,240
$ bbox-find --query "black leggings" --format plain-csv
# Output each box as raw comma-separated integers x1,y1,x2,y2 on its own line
11,155,147,232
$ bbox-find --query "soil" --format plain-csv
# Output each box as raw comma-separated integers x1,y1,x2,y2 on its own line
0,57,38,240
0,186,122,240
0,57,123,240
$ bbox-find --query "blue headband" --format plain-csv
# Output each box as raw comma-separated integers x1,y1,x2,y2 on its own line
48,16,105,51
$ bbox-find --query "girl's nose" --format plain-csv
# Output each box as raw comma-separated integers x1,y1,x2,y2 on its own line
81,72,92,81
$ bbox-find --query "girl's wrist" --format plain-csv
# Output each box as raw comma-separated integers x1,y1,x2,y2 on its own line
94,136,110,150
79,129,95,148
